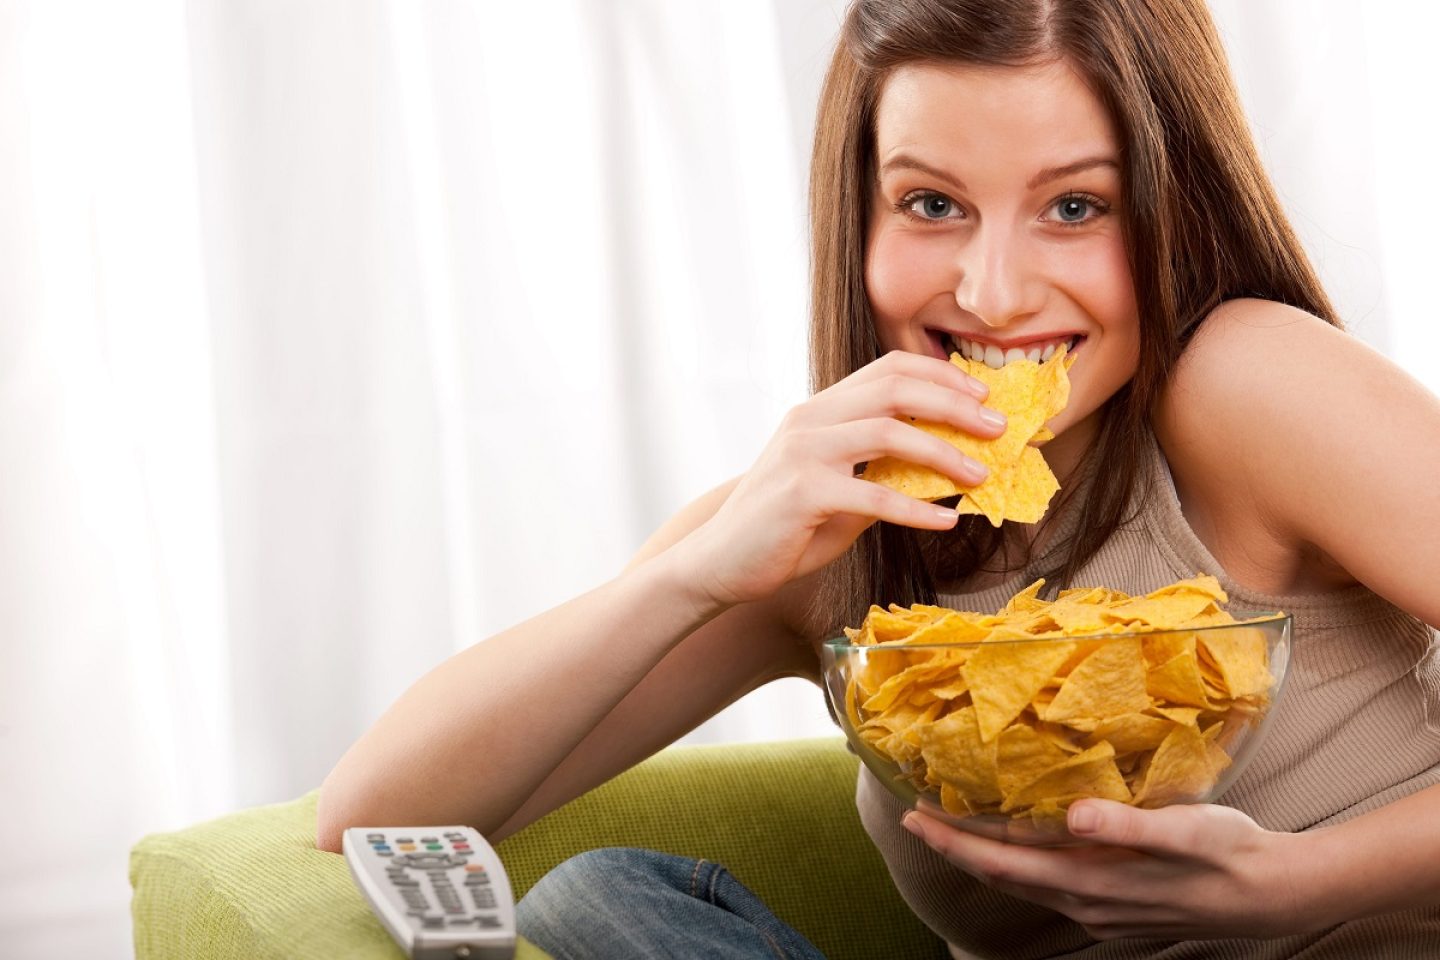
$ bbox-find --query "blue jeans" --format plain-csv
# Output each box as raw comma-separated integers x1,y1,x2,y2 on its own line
516,847,829,959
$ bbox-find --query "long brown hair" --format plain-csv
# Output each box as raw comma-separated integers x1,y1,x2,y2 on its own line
805,0,1339,640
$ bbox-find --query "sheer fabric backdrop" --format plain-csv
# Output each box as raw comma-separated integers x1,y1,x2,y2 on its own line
0,1,1434,955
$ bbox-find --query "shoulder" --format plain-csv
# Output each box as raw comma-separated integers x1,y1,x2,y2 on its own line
1156,298,1440,625
1154,298,1341,515
1164,297,1352,401
1157,297,1406,476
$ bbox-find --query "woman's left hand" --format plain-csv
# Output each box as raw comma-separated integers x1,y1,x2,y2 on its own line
903,800,1327,941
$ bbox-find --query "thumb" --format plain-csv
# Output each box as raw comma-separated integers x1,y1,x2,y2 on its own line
1066,799,1208,856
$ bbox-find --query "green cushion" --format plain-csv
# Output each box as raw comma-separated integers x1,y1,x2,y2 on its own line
131,736,945,959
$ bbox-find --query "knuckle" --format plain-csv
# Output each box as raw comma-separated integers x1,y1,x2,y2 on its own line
1117,816,1148,848
973,853,1008,884
878,417,908,443
781,402,811,431
858,418,895,451
861,482,890,513
1077,874,1118,904
1173,808,1208,849
873,486,906,519
772,428,803,461
879,374,908,410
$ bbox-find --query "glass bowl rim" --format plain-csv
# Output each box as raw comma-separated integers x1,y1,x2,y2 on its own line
823,610,1290,652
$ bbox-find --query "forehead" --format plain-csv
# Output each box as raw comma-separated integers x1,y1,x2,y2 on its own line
873,59,1120,166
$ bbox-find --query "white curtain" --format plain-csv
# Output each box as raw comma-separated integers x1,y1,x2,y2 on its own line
1,1,1434,955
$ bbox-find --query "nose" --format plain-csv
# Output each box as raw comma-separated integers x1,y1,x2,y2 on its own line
953,224,1038,329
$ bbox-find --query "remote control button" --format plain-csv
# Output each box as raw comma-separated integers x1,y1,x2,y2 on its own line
377,850,393,857
426,843,443,851
464,865,485,872
399,844,416,851
454,843,471,851
371,843,391,851
421,836,439,843
478,916,503,929
394,853,464,869
396,837,413,844
366,833,385,842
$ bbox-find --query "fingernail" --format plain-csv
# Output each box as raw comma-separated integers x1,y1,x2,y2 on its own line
978,407,1007,430
962,457,989,482
963,377,989,400
902,813,926,840
1070,805,1099,834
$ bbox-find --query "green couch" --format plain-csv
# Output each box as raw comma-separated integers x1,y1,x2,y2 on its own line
130,736,947,959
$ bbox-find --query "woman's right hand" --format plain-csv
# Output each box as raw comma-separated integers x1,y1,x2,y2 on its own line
672,349,1008,610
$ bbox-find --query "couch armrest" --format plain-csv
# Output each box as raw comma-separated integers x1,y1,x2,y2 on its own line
130,784,554,959
131,736,942,960
497,736,942,959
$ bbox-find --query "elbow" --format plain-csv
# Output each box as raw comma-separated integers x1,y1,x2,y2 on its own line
314,775,352,855
315,817,343,855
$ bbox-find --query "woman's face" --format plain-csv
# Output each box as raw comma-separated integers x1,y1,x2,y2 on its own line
866,58,1139,466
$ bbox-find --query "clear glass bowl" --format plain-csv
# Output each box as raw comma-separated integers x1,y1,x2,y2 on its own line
823,614,1291,846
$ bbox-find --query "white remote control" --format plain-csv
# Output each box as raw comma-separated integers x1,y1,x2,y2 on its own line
342,826,516,960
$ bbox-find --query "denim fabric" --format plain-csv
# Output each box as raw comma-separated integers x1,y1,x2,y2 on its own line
516,847,829,960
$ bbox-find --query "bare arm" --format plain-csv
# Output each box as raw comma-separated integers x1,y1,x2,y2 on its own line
1161,298,1440,627
316,349,1003,853
314,477,810,853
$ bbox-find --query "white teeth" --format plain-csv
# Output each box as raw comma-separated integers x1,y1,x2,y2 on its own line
956,334,1077,367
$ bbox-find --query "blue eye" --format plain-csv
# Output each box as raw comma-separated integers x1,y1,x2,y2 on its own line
1047,193,1109,228
894,190,963,223
892,189,1111,228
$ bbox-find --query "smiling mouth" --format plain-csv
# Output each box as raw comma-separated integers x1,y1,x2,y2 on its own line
932,331,1085,368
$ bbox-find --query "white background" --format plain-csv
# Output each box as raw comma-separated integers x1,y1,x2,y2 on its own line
1,1,1436,955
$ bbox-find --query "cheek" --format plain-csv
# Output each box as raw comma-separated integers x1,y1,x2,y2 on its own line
1056,238,1137,342
1097,244,1139,332
866,230,947,325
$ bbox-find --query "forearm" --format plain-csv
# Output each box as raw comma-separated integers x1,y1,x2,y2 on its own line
1297,781,1440,925
315,547,725,851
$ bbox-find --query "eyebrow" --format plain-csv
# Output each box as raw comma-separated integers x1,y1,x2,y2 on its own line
877,153,1120,191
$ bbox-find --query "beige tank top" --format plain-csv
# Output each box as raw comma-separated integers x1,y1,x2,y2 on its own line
854,423,1440,957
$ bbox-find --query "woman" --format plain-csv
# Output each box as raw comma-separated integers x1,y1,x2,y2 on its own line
318,0,1440,955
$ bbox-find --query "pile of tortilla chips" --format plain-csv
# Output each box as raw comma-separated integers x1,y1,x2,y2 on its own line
860,346,1076,526
840,575,1282,824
